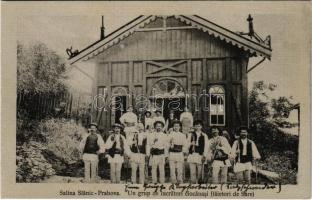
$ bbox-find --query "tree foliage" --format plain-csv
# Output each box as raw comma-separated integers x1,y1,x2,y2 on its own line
17,41,68,94
249,81,297,131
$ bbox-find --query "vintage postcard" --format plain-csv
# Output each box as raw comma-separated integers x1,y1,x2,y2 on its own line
1,1,311,199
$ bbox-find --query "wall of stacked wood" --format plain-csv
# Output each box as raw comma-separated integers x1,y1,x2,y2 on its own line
93,17,249,135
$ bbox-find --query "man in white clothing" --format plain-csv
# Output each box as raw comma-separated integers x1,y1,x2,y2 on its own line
120,106,138,138
209,126,232,184
79,123,105,182
153,110,165,126
144,110,154,131
187,120,209,184
147,120,168,184
168,120,188,183
105,123,129,183
180,107,193,134
128,123,148,184
231,126,261,184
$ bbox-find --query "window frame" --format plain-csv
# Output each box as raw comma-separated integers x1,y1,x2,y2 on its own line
209,85,226,126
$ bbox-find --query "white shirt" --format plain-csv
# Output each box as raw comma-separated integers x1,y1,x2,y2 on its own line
120,112,138,127
168,131,189,153
187,131,210,157
144,117,155,130
147,131,169,156
128,131,148,146
180,112,193,128
79,133,106,154
208,136,231,159
231,139,261,160
105,134,130,155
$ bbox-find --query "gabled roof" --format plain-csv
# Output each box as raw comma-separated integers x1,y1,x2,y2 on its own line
69,15,272,64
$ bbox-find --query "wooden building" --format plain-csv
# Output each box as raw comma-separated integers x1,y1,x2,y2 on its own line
69,15,272,134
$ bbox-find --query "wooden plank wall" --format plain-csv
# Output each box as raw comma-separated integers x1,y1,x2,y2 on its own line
96,29,243,63
94,25,249,133
96,58,247,133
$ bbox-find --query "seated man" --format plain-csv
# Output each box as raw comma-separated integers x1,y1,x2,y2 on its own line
79,123,105,182
231,126,261,184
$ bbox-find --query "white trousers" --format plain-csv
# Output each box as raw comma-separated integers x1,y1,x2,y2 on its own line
83,153,98,182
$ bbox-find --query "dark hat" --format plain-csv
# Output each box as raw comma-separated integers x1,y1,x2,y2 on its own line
89,122,98,128
239,126,248,132
112,123,124,130
145,110,152,115
172,120,182,126
193,120,203,126
210,126,220,132
153,120,164,127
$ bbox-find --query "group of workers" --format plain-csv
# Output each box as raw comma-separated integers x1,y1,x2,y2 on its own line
79,106,261,184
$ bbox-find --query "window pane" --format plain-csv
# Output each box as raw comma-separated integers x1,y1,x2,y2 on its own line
218,115,224,124
217,96,224,105
210,104,218,114
211,115,217,124
217,104,225,114
211,95,218,104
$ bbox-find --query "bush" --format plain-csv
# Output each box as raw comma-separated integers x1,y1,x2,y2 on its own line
258,151,297,184
37,119,87,164
16,141,55,182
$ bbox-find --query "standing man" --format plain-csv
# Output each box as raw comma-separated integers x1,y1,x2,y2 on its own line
105,123,129,183
147,121,168,184
168,120,188,183
209,126,232,184
153,110,166,126
231,126,261,184
144,110,154,131
120,106,138,139
164,110,177,133
187,120,209,184
79,123,105,182
128,123,148,184
180,107,193,135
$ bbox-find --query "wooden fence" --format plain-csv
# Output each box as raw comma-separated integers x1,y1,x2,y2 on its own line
17,91,92,120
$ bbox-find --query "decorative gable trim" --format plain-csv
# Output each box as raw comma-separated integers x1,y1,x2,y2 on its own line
69,15,272,64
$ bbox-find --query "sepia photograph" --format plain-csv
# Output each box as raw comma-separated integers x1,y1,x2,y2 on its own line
1,1,311,199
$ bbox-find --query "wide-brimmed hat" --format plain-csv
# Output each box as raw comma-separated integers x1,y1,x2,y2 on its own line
112,123,124,130
89,122,98,128
153,120,164,127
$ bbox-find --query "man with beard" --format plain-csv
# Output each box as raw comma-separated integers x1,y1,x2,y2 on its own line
231,126,261,184
167,120,188,183
187,120,209,184
209,126,231,184
147,120,169,183
105,123,129,183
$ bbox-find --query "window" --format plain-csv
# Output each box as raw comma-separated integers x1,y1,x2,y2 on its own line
209,85,225,126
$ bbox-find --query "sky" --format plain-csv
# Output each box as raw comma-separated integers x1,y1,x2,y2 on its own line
16,2,311,130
